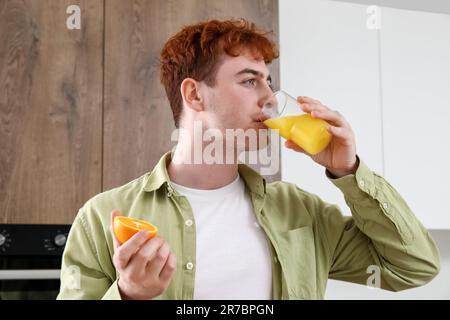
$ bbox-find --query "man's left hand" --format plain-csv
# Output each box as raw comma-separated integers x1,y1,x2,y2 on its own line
285,96,358,178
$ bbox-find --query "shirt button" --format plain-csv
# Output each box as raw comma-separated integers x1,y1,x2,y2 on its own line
359,180,365,188
186,262,194,270
185,219,193,227
382,202,389,209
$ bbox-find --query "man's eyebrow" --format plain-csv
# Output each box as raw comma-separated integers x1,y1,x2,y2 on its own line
235,68,272,82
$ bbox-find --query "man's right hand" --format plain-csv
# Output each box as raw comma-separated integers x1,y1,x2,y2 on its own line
110,210,177,300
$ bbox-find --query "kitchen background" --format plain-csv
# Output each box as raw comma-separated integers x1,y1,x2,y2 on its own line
0,0,449,299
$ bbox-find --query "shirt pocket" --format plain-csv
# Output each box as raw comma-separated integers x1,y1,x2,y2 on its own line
276,225,317,299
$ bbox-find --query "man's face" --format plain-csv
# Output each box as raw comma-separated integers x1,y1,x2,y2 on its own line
200,50,274,151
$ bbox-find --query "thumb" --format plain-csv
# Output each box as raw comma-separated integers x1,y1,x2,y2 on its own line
110,210,122,249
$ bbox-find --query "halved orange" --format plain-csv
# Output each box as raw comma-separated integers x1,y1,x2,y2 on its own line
113,216,158,244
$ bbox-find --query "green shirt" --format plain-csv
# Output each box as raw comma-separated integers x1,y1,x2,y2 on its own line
57,151,440,300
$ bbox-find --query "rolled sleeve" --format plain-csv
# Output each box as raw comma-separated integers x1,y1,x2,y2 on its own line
320,155,440,291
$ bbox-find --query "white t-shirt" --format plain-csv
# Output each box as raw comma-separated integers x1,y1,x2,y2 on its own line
170,174,273,300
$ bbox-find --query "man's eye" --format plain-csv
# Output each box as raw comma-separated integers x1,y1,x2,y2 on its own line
242,79,273,91
243,79,256,86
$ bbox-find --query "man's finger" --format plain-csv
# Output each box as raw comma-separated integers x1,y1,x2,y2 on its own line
127,236,164,276
147,242,171,276
297,96,325,107
327,125,353,141
297,100,328,114
311,109,346,127
159,252,177,283
115,229,151,268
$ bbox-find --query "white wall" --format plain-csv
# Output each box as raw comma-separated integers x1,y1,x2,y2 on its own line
279,0,383,219
379,6,450,229
279,0,450,299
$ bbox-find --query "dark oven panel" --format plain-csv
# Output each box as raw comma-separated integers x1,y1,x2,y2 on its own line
0,224,71,300
0,224,70,256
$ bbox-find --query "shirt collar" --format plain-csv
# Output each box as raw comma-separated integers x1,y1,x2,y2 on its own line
143,149,266,197
142,149,174,193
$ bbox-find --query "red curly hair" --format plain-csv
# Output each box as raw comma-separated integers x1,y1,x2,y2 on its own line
159,19,279,128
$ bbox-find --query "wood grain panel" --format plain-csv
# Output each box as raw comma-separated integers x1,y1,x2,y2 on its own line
0,0,103,224
103,0,280,190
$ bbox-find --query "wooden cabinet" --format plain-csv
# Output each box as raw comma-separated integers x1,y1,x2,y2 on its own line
0,0,104,224
0,0,280,224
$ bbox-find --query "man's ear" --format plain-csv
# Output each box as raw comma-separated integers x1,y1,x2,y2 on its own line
180,78,204,112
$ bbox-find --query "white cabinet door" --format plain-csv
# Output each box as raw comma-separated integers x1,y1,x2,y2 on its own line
279,0,383,215
380,7,450,229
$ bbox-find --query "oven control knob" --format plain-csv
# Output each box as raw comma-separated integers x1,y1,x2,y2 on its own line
0,233,5,247
53,234,67,247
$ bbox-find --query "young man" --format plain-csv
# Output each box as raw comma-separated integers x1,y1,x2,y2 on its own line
58,19,440,300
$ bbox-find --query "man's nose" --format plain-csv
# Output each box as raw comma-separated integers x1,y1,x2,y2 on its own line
258,83,275,109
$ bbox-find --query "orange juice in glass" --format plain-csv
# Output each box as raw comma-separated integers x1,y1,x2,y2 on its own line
262,91,332,155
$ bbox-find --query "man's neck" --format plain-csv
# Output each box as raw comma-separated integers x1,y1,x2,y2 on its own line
167,142,239,190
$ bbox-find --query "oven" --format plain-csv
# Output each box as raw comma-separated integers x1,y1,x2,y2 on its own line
0,224,71,300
